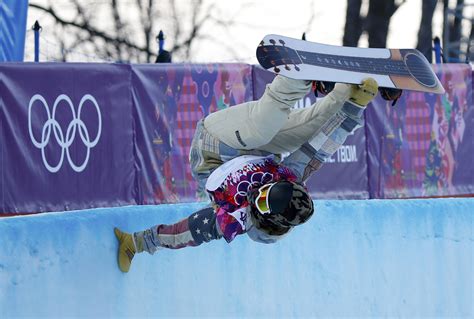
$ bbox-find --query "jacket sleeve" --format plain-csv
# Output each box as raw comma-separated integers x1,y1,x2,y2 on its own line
215,206,249,243
136,206,223,252
186,207,223,245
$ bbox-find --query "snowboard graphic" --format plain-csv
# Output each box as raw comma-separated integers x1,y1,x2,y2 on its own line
257,34,445,94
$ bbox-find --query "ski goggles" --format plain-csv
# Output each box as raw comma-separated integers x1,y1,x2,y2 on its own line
254,182,277,215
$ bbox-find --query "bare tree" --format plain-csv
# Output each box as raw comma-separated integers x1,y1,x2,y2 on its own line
343,0,405,48
28,0,242,62
344,0,471,63
443,0,466,62
416,0,438,62
469,17,473,62
343,0,364,47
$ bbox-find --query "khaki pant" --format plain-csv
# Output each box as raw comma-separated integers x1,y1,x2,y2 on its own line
190,75,365,193
204,76,352,154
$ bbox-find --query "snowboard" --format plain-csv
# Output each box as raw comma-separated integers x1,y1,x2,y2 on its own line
256,34,445,94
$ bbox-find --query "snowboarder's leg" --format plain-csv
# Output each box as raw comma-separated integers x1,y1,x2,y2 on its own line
268,78,378,181
114,227,138,273
114,207,221,273
204,76,311,150
259,78,378,155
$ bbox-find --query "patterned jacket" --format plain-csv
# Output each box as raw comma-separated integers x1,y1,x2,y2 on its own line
205,155,298,243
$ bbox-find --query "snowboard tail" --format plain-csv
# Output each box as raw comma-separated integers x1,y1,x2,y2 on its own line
257,34,445,94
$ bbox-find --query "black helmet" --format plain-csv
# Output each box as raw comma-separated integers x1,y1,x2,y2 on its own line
248,181,314,233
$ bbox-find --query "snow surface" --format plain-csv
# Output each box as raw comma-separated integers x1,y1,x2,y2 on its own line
0,198,473,318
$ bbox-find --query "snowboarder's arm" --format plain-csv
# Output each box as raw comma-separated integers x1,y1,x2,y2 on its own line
115,207,223,272
185,206,224,246
133,206,223,252
147,205,248,249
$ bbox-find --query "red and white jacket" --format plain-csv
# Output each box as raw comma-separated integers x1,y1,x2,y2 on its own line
205,155,298,243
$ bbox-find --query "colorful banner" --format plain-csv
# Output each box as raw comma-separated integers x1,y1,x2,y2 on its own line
366,64,473,198
132,64,253,204
1,63,136,214
1,0,29,61
1,63,472,214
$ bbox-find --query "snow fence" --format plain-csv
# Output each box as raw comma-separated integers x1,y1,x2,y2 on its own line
0,198,472,317
2,63,473,215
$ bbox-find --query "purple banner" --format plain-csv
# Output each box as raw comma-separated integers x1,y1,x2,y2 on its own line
366,64,473,198
1,63,472,215
253,67,369,199
132,64,253,204
1,63,136,214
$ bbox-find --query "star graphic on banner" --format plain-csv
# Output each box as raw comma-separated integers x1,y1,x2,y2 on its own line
203,218,209,224
193,214,199,219
196,228,201,234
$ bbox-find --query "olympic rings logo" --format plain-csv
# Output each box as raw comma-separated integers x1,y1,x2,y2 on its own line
28,94,102,173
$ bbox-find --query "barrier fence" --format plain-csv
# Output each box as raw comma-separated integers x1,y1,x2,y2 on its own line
0,62,472,215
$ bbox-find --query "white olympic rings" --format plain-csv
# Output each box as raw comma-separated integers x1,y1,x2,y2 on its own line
28,94,102,173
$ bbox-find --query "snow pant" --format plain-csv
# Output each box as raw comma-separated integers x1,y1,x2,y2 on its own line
135,75,368,254
191,75,366,191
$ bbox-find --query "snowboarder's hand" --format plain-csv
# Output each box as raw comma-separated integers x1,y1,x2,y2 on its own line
349,78,378,107
379,87,402,106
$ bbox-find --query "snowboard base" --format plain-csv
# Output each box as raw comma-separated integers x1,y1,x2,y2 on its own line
256,34,445,94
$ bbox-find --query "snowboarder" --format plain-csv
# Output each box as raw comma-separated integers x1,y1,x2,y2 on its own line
114,74,397,273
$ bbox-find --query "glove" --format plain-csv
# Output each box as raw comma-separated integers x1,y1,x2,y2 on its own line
348,78,378,107
313,80,336,97
114,227,137,273
379,87,403,106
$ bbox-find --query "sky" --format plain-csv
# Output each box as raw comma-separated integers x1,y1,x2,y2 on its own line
24,0,471,63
